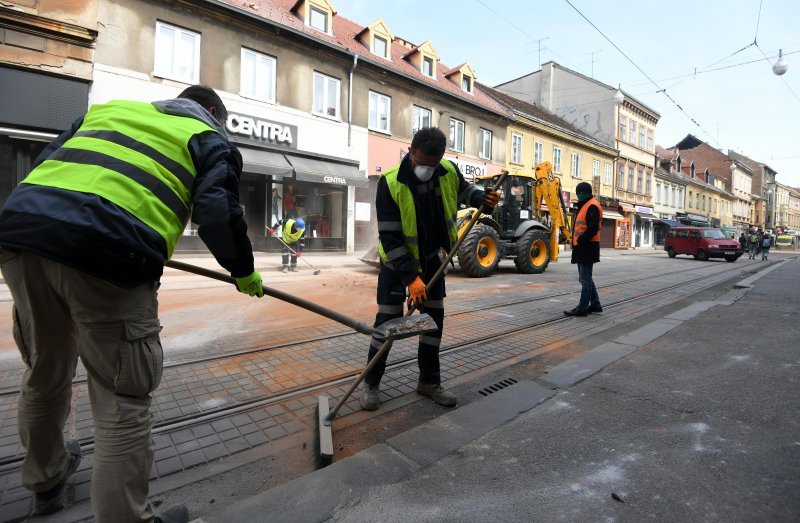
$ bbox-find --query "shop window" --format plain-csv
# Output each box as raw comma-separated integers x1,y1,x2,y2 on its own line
240,48,276,103
154,21,200,84
412,105,431,136
268,181,347,248
313,72,340,119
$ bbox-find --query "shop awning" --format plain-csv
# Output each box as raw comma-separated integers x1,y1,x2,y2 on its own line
637,213,656,220
658,219,683,228
602,211,626,220
287,155,366,187
239,147,294,177
619,203,636,213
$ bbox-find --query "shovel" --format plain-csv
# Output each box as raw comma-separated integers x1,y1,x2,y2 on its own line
269,227,321,275
319,169,509,445
165,260,437,341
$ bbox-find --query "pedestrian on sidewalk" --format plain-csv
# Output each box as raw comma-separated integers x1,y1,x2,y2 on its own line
0,85,263,523
761,233,771,260
270,218,306,272
359,127,499,411
748,229,759,259
738,232,747,253
564,182,603,317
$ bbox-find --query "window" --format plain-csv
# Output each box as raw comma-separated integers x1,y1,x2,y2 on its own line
618,163,625,189
368,91,391,132
534,141,543,166
619,116,627,141
628,165,634,190
423,56,434,77
313,72,340,118
154,22,200,84
656,183,661,204
511,133,523,164
309,6,328,32
570,152,582,178
676,188,681,207
592,159,600,181
647,129,654,152
461,74,472,93
240,48,276,103
412,105,431,136
645,170,651,195
702,195,706,211
449,118,465,152
688,191,693,208
604,163,612,185
552,146,562,172
373,35,388,58
637,167,644,193
638,125,645,148
479,129,492,159
629,120,636,144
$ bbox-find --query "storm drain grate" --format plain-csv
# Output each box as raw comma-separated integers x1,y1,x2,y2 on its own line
477,377,518,396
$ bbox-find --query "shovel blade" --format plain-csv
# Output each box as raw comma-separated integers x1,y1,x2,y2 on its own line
374,313,438,340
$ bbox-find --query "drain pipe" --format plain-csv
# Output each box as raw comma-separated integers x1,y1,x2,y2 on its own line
347,53,359,147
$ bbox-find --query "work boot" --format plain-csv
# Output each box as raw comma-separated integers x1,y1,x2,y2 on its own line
359,383,381,411
291,265,298,272
416,383,457,407
564,307,588,317
588,304,603,313
30,439,81,516
282,266,288,273
154,504,190,523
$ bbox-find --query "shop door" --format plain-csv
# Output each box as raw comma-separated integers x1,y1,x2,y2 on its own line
0,136,47,208
239,173,266,251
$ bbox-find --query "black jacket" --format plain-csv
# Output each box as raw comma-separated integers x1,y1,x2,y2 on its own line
570,199,601,265
376,155,485,285
0,98,254,286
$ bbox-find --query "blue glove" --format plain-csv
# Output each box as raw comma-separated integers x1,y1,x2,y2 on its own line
235,271,264,298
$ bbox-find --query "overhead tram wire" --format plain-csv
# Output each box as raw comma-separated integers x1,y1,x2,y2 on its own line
562,0,719,147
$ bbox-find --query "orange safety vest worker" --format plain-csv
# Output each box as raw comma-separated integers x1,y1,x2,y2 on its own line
572,197,603,246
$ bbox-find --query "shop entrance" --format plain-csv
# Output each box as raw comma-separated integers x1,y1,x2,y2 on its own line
268,180,346,251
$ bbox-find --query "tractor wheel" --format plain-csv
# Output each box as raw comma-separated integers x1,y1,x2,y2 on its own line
457,225,501,277
514,229,551,274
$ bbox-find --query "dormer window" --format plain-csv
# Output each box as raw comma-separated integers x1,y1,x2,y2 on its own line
461,74,472,93
373,35,388,59
309,5,328,32
690,162,695,178
423,56,434,77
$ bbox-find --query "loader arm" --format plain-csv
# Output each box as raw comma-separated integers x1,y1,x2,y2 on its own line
533,161,572,262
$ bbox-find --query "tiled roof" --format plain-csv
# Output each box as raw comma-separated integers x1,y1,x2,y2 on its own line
214,0,509,116
478,83,615,151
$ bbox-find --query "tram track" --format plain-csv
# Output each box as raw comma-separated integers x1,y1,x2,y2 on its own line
0,259,755,471
0,260,752,399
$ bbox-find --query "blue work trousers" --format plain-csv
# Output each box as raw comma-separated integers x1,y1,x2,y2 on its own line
577,262,601,311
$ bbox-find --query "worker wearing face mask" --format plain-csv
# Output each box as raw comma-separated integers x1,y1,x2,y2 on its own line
564,181,603,317
360,127,500,411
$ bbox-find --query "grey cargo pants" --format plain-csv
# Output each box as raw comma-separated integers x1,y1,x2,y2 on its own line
0,249,162,523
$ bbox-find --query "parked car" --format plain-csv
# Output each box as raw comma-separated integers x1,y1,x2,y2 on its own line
664,227,742,262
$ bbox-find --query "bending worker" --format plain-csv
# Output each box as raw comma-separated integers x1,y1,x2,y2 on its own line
360,127,499,411
0,85,262,523
270,217,305,273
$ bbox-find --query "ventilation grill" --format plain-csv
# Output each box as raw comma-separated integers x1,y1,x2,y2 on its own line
478,378,518,396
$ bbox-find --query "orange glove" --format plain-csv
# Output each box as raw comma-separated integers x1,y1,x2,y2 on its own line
406,276,427,308
483,189,500,209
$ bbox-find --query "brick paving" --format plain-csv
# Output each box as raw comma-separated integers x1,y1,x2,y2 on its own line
0,258,756,519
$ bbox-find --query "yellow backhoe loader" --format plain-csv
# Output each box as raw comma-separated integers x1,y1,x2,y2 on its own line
359,161,572,277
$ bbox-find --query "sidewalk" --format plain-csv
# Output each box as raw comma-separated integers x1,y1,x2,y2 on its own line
195,258,800,522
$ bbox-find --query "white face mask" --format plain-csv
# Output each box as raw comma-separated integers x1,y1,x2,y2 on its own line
413,165,436,182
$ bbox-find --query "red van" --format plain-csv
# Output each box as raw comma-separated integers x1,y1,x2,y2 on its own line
664,227,742,262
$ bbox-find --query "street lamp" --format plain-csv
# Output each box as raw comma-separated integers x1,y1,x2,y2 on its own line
773,49,789,76
613,84,624,105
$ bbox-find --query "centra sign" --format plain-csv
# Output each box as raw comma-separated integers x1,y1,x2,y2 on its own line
324,175,347,185
226,113,298,149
